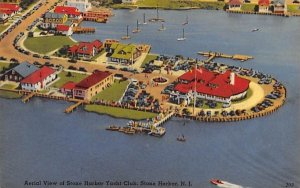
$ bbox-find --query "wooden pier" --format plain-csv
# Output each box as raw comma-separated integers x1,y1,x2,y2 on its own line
152,111,175,128
65,101,84,114
73,27,96,34
22,92,35,103
198,51,253,62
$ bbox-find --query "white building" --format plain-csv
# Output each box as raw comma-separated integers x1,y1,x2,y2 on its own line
65,0,92,12
20,66,57,91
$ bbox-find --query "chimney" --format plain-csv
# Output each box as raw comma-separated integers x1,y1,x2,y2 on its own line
230,72,235,85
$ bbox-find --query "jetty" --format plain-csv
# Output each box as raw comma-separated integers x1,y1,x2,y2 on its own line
64,101,84,113
152,111,175,128
22,92,35,103
73,27,95,34
198,51,253,62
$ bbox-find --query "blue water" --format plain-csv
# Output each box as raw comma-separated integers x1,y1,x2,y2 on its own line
1,9,300,188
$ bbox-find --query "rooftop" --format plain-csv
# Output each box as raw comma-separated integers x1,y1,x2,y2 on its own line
75,70,112,89
21,66,55,84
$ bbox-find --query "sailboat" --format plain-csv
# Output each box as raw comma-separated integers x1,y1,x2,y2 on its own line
121,25,131,40
142,13,147,25
177,28,186,41
182,15,189,25
148,5,165,22
132,19,141,33
158,23,166,31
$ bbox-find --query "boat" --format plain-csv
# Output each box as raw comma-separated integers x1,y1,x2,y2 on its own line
177,28,186,41
158,23,166,31
142,13,147,25
148,6,165,22
121,25,131,40
182,15,188,25
252,28,259,32
148,127,166,137
132,19,141,33
123,127,136,134
106,125,119,131
177,134,186,142
210,179,224,185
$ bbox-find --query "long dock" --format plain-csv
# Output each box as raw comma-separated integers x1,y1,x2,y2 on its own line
73,27,95,33
198,51,253,62
65,101,84,114
22,92,35,103
153,111,175,128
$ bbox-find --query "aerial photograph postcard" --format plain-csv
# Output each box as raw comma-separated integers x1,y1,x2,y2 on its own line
0,0,299,187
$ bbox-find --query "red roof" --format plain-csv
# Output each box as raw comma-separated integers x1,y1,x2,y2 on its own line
0,9,14,15
21,66,55,85
75,70,112,89
258,0,270,6
179,68,215,82
229,0,242,6
68,40,102,55
56,24,70,32
174,67,250,98
54,6,81,16
61,81,76,90
0,3,20,12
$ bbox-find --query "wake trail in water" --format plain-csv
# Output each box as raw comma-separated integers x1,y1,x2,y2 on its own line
216,181,251,188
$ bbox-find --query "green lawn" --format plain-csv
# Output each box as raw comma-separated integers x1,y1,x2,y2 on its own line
241,3,256,12
113,0,225,10
0,62,10,72
0,25,8,33
0,84,17,90
24,36,76,54
92,80,130,102
85,105,158,120
0,91,22,99
50,71,89,88
287,5,300,13
141,54,159,68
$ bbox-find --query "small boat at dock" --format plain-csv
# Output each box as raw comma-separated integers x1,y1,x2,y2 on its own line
106,125,119,131
148,127,166,137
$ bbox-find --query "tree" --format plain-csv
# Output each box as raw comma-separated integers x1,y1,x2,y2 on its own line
66,72,72,77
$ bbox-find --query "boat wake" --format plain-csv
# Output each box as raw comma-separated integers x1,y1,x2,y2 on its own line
216,181,250,188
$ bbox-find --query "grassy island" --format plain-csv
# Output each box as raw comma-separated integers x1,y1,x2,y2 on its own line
84,105,158,120
112,0,226,10
24,36,76,54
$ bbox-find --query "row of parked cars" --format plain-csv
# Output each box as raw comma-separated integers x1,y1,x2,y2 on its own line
251,99,274,113
121,82,139,104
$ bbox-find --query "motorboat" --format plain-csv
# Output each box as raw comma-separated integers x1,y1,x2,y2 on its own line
210,179,224,185
148,127,166,137
106,125,119,131
177,135,186,142
252,28,259,32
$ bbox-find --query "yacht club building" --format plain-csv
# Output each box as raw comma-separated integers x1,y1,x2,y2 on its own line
170,67,250,106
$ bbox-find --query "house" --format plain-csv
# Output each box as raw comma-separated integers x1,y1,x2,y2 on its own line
107,43,142,65
41,12,68,29
170,67,250,106
60,81,76,97
0,3,21,14
228,0,243,11
273,2,285,14
20,66,57,91
54,6,82,24
73,70,113,101
104,39,119,50
56,24,73,36
65,0,91,12
122,0,138,4
258,0,270,13
0,11,8,24
1,62,38,82
68,40,103,60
